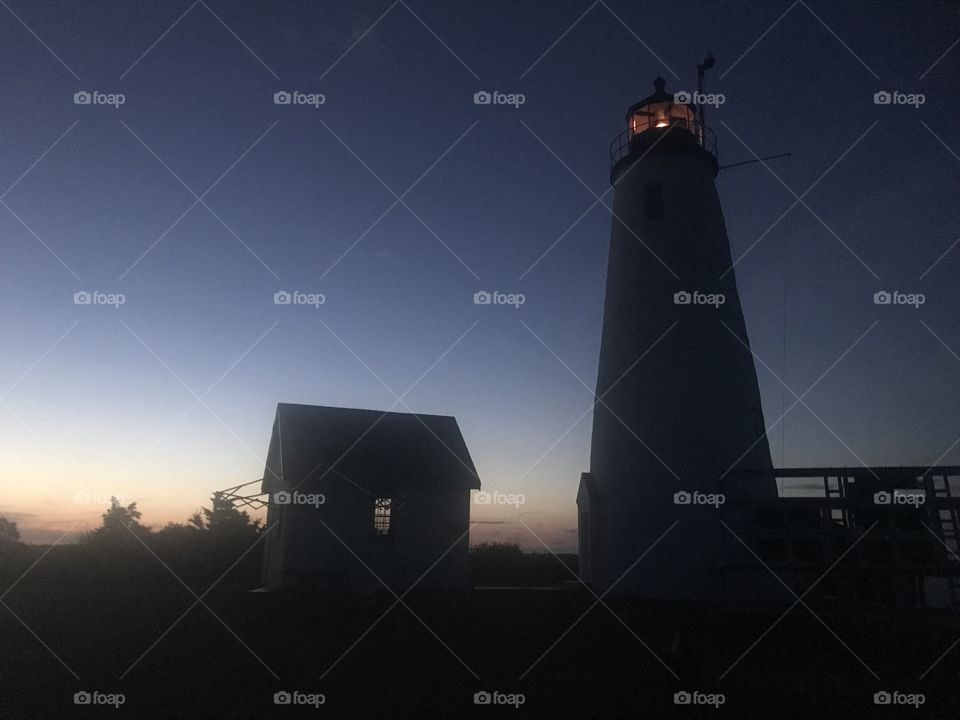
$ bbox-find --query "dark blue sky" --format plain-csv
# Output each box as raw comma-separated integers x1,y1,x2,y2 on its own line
1,0,958,546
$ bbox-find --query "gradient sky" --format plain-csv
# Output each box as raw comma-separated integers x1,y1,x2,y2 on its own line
1,0,958,549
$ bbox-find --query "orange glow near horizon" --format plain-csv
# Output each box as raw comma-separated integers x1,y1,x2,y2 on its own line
7,501,577,552
2,467,577,552
0,394,582,552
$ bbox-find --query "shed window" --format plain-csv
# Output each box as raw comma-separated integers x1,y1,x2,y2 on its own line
373,498,393,536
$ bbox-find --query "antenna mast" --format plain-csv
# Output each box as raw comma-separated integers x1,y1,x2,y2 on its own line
696,51,716,141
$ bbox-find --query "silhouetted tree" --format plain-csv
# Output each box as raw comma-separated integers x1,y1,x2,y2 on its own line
195,493,263,583
200,492,263,538
0,516,20,544
89,497,149,541
150,494,263,585
156,520,201,541
72,493,263,586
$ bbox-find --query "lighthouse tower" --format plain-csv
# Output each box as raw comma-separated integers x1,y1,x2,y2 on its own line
577,78,775,602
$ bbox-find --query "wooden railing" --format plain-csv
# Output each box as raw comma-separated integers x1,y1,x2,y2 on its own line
719,467,960,608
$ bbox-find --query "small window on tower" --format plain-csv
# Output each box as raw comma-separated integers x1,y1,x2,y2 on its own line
645,183,664,218
373,498,393,536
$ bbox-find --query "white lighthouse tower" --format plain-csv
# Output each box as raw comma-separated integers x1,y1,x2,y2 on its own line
577,77,775,602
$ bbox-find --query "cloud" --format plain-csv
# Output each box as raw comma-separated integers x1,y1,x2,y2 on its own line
0,509,38,523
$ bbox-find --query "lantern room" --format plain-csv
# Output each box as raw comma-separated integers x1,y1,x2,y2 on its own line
609,77,717,183
627,77,696,137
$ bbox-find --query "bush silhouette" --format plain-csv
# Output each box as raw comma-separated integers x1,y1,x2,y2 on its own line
0,516,20,545
75,494,264,588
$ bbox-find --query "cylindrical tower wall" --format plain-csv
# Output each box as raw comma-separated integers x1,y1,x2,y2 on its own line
587,139,774,600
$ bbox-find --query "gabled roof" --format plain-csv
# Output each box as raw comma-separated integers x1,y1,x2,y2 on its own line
261,403,480,494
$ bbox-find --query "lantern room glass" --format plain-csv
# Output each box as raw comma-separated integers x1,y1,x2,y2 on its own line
628,101,696,138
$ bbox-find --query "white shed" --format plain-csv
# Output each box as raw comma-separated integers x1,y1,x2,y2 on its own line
260,403,480,592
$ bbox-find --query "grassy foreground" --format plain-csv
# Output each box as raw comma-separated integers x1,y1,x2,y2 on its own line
1,544,958,718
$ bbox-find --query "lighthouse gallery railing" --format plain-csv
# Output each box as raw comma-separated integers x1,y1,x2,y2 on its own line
609,122,718,171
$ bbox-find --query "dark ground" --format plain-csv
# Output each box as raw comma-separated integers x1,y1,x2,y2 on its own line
1,544,958,718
